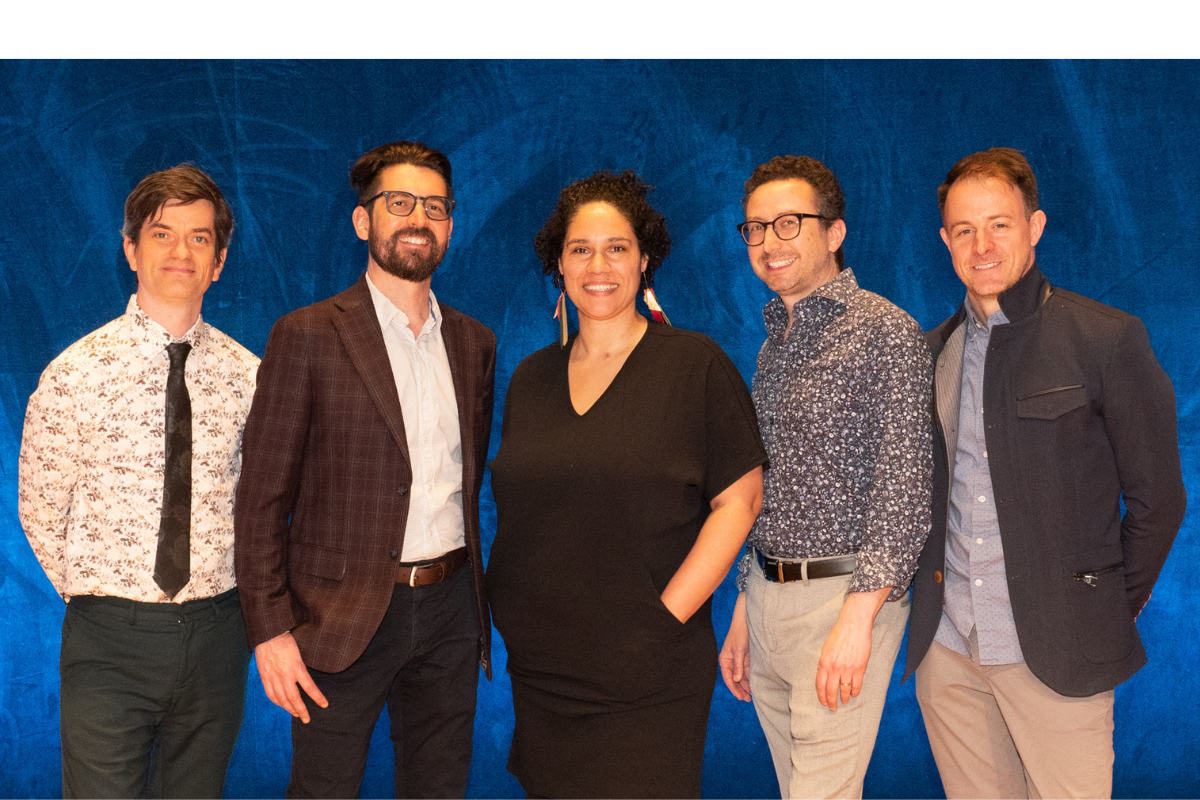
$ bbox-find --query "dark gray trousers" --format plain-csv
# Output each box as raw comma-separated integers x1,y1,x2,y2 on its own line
59,588,250,799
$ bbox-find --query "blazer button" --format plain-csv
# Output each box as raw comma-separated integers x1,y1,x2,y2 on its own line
398,486,408,495
389,549,398,559
934,570,943,584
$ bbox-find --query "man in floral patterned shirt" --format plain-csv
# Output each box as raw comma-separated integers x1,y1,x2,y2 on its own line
18,166,259,799
719,155,932,799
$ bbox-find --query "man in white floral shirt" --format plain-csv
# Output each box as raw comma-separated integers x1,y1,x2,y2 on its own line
18,166,259,799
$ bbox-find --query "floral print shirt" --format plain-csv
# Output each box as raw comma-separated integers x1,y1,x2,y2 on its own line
737,269,933,600
18,296,259,603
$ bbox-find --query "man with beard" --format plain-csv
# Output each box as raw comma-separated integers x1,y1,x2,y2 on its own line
234,141,496,798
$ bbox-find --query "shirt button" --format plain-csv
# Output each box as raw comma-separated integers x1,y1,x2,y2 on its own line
975,579,983,587
422,388,427,396
976,538,984,545
978,495,986,503
423,436,428,443
983,450,988,458
427,483,433,491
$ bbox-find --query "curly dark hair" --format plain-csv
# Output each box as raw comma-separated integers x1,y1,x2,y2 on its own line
534,170,672,289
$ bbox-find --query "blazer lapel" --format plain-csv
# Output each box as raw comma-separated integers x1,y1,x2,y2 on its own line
935,323,966,477
440,305,476,496
331,277,411,466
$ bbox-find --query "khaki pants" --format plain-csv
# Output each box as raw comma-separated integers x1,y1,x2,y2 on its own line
745,560,909,799
915,632,1115,799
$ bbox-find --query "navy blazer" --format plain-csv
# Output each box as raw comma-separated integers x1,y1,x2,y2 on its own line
904,264,1185,697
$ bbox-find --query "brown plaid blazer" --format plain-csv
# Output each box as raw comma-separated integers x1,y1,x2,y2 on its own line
234,275,496,676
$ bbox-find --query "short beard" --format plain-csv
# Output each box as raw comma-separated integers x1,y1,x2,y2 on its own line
368,225,445,282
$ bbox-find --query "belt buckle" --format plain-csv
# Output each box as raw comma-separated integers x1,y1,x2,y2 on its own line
777,560,785,583
409,566,419,588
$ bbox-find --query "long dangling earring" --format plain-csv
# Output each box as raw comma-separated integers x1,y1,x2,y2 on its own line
553,275,569,347
642,273,672,326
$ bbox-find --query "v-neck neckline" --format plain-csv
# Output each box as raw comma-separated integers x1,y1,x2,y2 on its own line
565,324,652,418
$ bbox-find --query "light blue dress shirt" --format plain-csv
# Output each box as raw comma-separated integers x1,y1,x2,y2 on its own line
934,302,1025,665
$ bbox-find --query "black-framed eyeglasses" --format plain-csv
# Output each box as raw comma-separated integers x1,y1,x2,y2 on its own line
364,191,456,221
736,213,826,246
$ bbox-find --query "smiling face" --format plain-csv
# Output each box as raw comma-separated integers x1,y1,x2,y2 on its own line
558,202,648,324
743,179,845,310
124,199,225,313
353,163,453,284
940,176,1046,319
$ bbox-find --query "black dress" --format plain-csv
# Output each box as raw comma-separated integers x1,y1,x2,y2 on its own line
488,324,767,799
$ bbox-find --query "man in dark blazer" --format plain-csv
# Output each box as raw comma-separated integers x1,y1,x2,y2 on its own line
235,141,495,799
905,148,1185,799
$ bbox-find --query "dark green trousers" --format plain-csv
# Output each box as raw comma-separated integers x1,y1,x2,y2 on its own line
59,588,250,799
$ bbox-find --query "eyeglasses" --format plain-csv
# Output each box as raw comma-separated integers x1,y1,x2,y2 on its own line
736,213,827,246
364,191,456,221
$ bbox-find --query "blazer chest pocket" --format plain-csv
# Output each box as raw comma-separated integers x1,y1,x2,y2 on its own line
1061,544,1135,665
1016,385,1087,420
290,542,347,583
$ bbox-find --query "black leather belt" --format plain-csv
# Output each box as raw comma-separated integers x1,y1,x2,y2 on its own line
397,547,468,587
757,550,857,583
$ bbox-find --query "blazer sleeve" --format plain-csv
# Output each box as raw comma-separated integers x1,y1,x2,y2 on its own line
1103,317,1186,615
234,313,314,647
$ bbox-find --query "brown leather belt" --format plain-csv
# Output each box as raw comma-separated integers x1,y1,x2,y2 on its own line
397,547,468,587
758,550,857,583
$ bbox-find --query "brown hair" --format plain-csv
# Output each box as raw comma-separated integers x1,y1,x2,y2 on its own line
743,155,846,269
123,165,234,252
349,140,454,205
938,147,1038,218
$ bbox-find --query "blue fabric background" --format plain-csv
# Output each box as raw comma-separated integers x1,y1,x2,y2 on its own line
0,60,1195,798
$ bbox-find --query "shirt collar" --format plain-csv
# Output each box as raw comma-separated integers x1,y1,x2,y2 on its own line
962,297,1009,337
124,295,206,362
366,271,441,341
763,268,858,338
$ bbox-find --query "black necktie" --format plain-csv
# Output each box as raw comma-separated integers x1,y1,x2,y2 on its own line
155,342,191,599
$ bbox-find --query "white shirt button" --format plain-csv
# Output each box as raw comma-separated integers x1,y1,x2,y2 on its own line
975,579,983,587
976,538,984,545
983,450,988,458
978,495,986,503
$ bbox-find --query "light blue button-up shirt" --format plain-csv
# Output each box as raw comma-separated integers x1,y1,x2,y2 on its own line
934,302,1025,665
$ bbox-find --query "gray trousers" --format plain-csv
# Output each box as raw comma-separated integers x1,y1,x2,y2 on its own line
746,560,909,799
59,589,249,799
915,632,1115,799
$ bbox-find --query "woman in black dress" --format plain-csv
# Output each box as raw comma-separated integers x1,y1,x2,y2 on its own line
487,171,768,798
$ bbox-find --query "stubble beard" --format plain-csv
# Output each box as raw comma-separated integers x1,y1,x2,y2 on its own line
369,225,445,283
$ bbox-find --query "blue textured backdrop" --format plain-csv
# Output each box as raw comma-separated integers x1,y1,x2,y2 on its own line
0,60,1195,798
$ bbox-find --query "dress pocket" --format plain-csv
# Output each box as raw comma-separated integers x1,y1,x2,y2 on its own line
289,542,347,582
1016,385,1087,420
1061,544,1135,664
